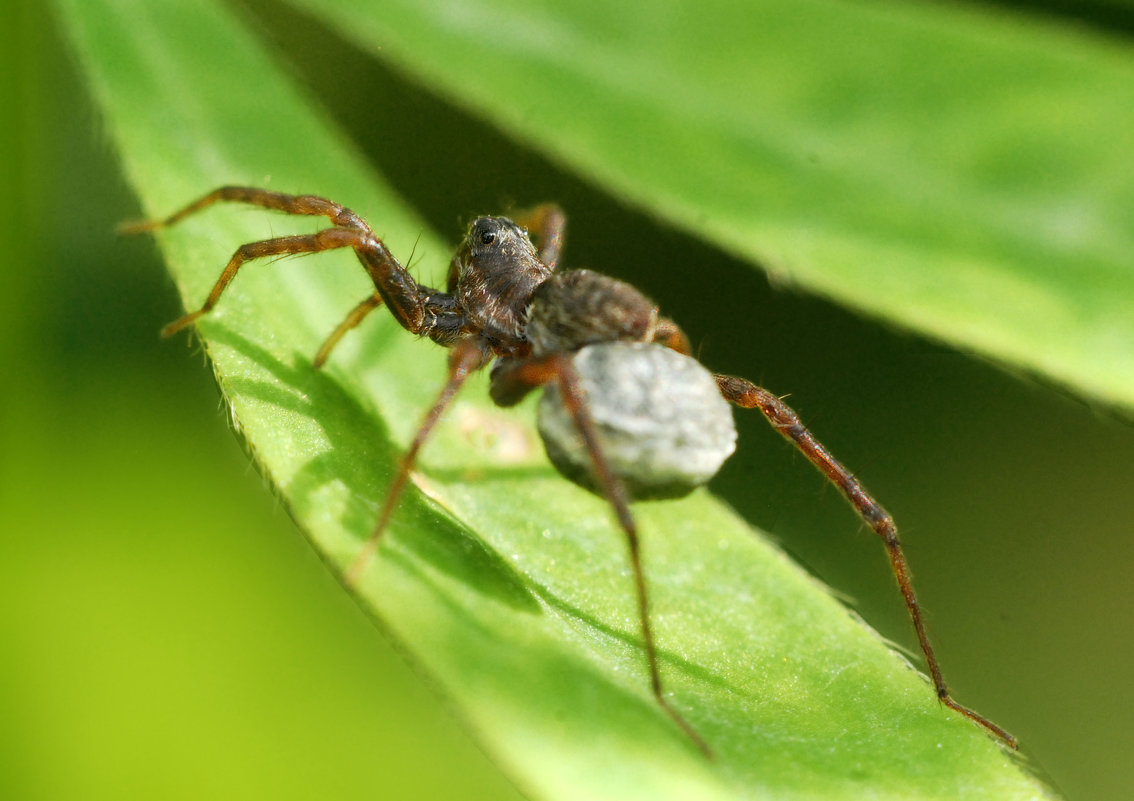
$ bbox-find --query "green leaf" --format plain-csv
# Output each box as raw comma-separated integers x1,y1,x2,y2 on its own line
290,0,1134,412
56,0,1052,799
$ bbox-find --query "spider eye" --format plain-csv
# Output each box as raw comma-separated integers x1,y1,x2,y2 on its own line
480,230,496,245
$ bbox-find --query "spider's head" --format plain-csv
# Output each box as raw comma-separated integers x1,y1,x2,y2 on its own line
468,216,530,255
451,216,544,285
447,216,554,344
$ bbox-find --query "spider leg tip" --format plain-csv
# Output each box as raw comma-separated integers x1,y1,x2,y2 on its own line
118,218,161,236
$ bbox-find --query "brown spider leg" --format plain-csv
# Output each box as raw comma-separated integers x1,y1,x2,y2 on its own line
490,354,713,757
130,188,469,349
313,293,384,369
652,317,692,356
511,204,566,269
161,228,362,337
119,185,367,234
344,337,490,587
715,375,1017,749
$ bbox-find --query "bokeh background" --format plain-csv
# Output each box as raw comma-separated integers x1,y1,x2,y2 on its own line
3,1,1133,799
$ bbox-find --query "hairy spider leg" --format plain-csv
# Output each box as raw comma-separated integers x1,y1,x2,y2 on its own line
314,293,384,368
344,337,490,586
489,352,713,757
652,317,692,356
123,186,465,352
510,204,567,270
714,375,1017,749
157,228,364,338
123,188,376,338
119,185,369,235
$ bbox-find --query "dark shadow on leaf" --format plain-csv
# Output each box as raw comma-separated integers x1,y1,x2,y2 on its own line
202,323,539,611
431,474,742,696
532,576,740,696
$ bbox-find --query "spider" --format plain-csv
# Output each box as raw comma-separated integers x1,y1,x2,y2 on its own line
125,186,1016,756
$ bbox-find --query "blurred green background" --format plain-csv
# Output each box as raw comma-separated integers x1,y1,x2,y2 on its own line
3,1,1133,800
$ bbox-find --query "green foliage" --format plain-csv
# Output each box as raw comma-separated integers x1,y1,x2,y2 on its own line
51,0,1086,797
299,0,1134,412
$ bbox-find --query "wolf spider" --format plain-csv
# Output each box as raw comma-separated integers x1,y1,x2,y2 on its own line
126,186,1016,755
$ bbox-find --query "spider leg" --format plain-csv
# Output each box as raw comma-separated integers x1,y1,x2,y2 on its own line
344,337,490,586
127,188,468,350
715,374,1017,749
511,204,567,269
159,228,362,337
490,354,713,757
119,185,367,233
652,317,692,356
313,293,384,369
